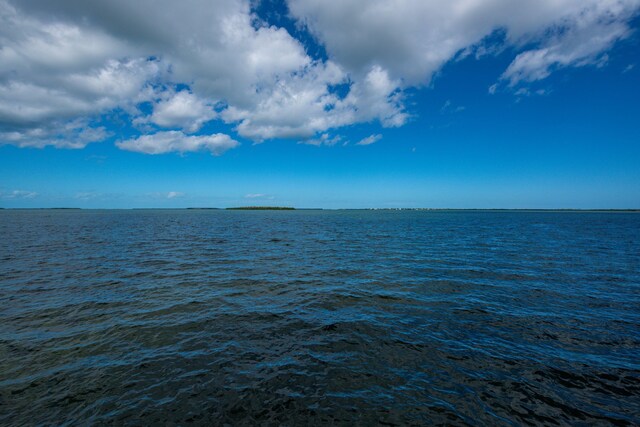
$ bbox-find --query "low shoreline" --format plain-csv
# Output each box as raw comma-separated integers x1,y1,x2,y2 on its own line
1,207,639,212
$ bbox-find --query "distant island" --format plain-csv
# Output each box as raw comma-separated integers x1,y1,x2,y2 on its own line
226,206,295,210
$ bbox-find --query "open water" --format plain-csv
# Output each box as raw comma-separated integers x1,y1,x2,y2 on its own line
1,209,639,425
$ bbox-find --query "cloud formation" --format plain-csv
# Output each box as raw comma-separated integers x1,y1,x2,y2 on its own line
116,131,239,155
289,0,639,87
356,134,382,146
0,0,637,152
245,193,274,199
166,191,184,199
300,133,343,146
145,91,217,133
0,189,38,199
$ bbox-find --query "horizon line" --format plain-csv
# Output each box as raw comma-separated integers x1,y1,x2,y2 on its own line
2,207,639,212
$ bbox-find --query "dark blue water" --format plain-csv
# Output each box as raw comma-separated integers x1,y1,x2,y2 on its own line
1,210,639,425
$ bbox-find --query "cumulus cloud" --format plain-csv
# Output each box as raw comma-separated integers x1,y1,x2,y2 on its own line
288,0,639,85
356,134,382,146
0,121,110,149
146,90,217,133
116,131,239,155
0,0,638,151
0,0,160,147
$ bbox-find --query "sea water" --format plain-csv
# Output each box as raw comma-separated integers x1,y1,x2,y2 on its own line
1,210,639,424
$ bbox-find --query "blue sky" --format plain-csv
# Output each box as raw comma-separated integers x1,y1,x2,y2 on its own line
1,0,639,208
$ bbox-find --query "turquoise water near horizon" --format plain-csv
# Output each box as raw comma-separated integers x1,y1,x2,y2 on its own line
1,209,639,425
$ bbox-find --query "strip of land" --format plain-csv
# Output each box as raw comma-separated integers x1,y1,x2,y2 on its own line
226,206,295,210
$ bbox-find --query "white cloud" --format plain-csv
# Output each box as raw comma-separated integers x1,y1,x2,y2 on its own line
0,0,160,147
245,193,274,199
166,191,184,199
500,3,637,86
0,0,314,145
74,192,99,201
356,134,382,146
147,90,217,133
441,100,465,114
341,66,408,128
1,190,38,199
147,191,185,199
288,0,639,86
300,133,343,146
288,0,640,105
0,0,638,150
0,120,110,149
116,131,239,155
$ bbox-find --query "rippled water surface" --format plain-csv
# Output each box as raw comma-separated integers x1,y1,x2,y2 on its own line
1,209,639,425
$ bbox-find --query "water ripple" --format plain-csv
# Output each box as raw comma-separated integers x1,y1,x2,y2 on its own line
1,210,639,425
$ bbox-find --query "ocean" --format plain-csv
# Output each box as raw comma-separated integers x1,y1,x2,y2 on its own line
1,209,639,425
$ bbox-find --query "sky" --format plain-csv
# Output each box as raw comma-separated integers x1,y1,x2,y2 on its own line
0,0,639,209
